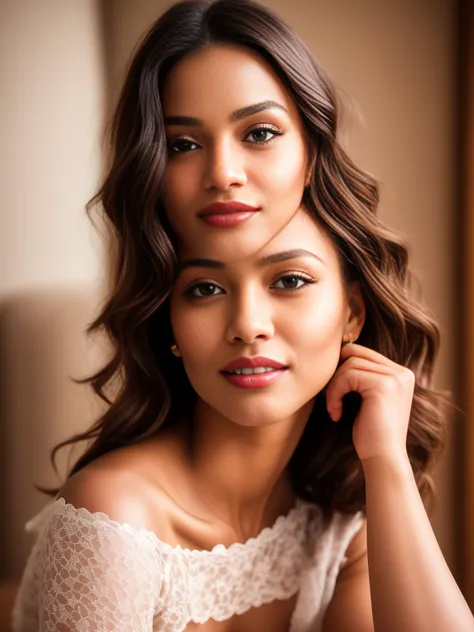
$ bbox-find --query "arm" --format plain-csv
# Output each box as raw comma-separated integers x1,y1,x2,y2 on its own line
323,342,474,632
322,457,474,632
363,454,474,632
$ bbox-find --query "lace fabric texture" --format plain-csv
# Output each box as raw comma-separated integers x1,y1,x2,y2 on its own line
12,497,364,632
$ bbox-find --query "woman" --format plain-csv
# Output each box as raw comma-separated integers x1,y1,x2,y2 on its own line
12,0,474,630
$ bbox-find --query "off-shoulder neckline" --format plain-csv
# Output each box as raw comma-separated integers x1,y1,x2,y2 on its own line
43,496,319,557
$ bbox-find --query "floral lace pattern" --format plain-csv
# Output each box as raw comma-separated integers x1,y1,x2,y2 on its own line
12,497,365,632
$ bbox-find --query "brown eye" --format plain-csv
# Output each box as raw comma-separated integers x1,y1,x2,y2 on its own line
184,282,224,298
271,274,316,291
244,125,283,145
168,138,199,154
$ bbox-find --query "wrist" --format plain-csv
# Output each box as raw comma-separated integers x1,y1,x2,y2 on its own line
362,451,413,481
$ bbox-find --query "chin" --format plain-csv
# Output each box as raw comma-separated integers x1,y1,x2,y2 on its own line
216,401,307,428
192,382,316,428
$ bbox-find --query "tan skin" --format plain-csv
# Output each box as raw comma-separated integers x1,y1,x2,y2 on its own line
59,45,373,631
59,43,474,632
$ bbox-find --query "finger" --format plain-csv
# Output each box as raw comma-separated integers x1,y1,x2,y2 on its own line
339,342,400,369
334,356,396,377
326,363,393,421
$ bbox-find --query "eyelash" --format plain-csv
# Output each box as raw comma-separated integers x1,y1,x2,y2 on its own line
183,273,317,299
167,124,284,154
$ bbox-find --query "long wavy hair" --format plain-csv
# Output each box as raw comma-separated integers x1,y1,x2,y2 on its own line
38,0,450,519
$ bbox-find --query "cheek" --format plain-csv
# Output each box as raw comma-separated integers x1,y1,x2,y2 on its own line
161,157,206,229
171,301,219,363
255,137,307,191
161,165,192,215
171,304,223,397
284,290,345,368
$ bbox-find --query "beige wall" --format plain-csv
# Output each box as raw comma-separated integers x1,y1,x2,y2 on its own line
0,0,108,577
0,0,106,294
0,0,460,585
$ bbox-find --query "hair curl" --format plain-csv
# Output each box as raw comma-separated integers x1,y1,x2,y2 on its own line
38,0,450,521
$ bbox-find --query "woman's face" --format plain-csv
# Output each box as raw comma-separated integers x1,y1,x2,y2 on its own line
170,208,363,428
160,44,310,257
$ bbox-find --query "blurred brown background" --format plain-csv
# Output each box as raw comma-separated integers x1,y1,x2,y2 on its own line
0,0,472,628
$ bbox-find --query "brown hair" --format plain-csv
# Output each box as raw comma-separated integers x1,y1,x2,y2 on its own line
38,0,450,519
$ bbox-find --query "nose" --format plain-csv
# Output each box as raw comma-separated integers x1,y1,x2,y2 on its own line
203,137,247,191
226,287,274,345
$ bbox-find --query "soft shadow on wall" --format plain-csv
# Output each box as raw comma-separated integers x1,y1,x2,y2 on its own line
0,287,108,579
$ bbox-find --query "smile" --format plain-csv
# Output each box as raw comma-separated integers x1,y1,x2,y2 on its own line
226,367,276,375
221,368,288,389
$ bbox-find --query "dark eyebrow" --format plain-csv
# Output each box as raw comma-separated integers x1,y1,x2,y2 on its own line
179,249,325,272
164,100,289,127
259,249,325,267
179,258,225,271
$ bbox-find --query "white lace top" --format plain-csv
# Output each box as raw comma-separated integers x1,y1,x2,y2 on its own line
12,497,364,631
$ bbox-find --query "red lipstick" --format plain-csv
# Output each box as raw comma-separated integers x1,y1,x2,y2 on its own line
197,201,261,227
221,356,288,390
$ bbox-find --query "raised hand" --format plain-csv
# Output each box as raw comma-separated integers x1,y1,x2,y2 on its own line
325,342,415,465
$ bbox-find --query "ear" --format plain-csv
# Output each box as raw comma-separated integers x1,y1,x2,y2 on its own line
344,280,366,340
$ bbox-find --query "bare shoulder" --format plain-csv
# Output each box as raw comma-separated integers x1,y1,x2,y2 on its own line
57,434,185,538
58,459,156,532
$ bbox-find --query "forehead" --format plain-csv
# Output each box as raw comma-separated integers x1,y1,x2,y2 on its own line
161,44,300,121
178,209,339,270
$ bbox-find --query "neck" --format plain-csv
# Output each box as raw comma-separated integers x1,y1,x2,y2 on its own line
186,398,314,540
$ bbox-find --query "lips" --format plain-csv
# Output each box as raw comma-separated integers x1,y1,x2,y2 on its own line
197,201,260,217
221,356,287,373
196,202,261,227
221,356,289,390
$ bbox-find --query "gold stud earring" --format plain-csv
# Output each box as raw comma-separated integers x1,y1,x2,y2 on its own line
170,344,181,357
